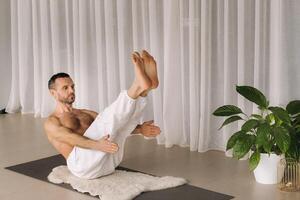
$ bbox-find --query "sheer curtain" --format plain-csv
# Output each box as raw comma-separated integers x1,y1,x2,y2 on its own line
6,0,300,152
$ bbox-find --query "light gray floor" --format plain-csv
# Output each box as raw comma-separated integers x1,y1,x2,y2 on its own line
0,113,299,200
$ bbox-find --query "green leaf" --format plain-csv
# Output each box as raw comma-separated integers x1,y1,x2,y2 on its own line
285,131,299,160
268,106,291,125
294,116,300,125
242,119,259,132
273,127,291,153
226,130,245,151
219,116,243,130
255,123,273,153
256,123,270,147
233,135,256,159
236,85,268,108
263,143,272,154
286,100,300,115
295,125,300,132
249,151,260,171
266,113,275,125
251,114,263,120
213,105,243,116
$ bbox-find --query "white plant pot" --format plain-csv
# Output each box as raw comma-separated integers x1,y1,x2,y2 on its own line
253,153,283,184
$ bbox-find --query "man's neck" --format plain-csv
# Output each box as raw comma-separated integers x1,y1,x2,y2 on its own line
55,102,73,114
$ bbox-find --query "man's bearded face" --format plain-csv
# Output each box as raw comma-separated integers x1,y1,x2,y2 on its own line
52,77,75,105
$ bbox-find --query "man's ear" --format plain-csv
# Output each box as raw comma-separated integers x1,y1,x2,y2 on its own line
49,89,56,98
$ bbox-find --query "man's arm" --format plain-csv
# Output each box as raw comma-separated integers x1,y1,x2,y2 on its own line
131,124,142,135
44,116,118,153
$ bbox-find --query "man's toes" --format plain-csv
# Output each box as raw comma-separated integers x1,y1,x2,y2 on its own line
141,50,151,60
142,50,150,56
141,50,147,58
132,53,144,65
132,53,138,63
134,52,145,63
134,51,141,57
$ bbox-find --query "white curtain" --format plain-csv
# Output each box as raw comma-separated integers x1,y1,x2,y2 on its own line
6,0,300,152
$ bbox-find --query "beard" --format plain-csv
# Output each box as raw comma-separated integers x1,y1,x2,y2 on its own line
59,94,75,105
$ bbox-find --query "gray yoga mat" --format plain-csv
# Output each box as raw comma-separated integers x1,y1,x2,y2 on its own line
5,155,234,200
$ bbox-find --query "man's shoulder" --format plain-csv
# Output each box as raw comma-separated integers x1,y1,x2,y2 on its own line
80,109,98,119
80,108,93,113
46,114,59,122
44,115,60,129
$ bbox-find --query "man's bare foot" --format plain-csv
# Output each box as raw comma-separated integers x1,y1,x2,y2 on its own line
128,52,151,99
141,50,159,89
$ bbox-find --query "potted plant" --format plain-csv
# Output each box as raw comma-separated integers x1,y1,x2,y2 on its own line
213,85,292,184
285,100,300,161
277,100,300,191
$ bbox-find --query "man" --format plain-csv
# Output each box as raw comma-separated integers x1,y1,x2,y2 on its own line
44,50,160,179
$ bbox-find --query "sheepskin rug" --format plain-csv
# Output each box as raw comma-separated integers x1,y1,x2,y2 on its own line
48,165,187,200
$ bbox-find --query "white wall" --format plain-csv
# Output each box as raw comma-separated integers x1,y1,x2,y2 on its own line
0,0,11,109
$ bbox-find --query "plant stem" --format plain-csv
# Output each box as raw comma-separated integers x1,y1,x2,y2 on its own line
242,112,249,120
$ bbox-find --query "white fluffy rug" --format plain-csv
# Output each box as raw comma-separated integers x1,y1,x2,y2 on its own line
48,165,187,200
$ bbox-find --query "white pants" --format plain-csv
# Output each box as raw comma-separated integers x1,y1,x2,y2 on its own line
66,90,147,179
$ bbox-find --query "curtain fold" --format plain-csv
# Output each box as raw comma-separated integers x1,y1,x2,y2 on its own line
6,0,300,152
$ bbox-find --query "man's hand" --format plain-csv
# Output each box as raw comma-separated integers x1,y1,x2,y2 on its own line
95,135,119,153
140,120,161,137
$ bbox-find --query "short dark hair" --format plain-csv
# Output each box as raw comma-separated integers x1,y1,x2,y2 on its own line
48,72,70,90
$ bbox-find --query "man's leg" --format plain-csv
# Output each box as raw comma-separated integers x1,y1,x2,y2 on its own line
66,52,152,179
94,50,157,140
105,96,148,169
110,50,160,167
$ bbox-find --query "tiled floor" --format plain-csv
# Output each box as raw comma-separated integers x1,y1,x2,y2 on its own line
0,113,299,200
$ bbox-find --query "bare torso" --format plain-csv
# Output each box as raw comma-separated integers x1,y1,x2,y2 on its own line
47,109,96,159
